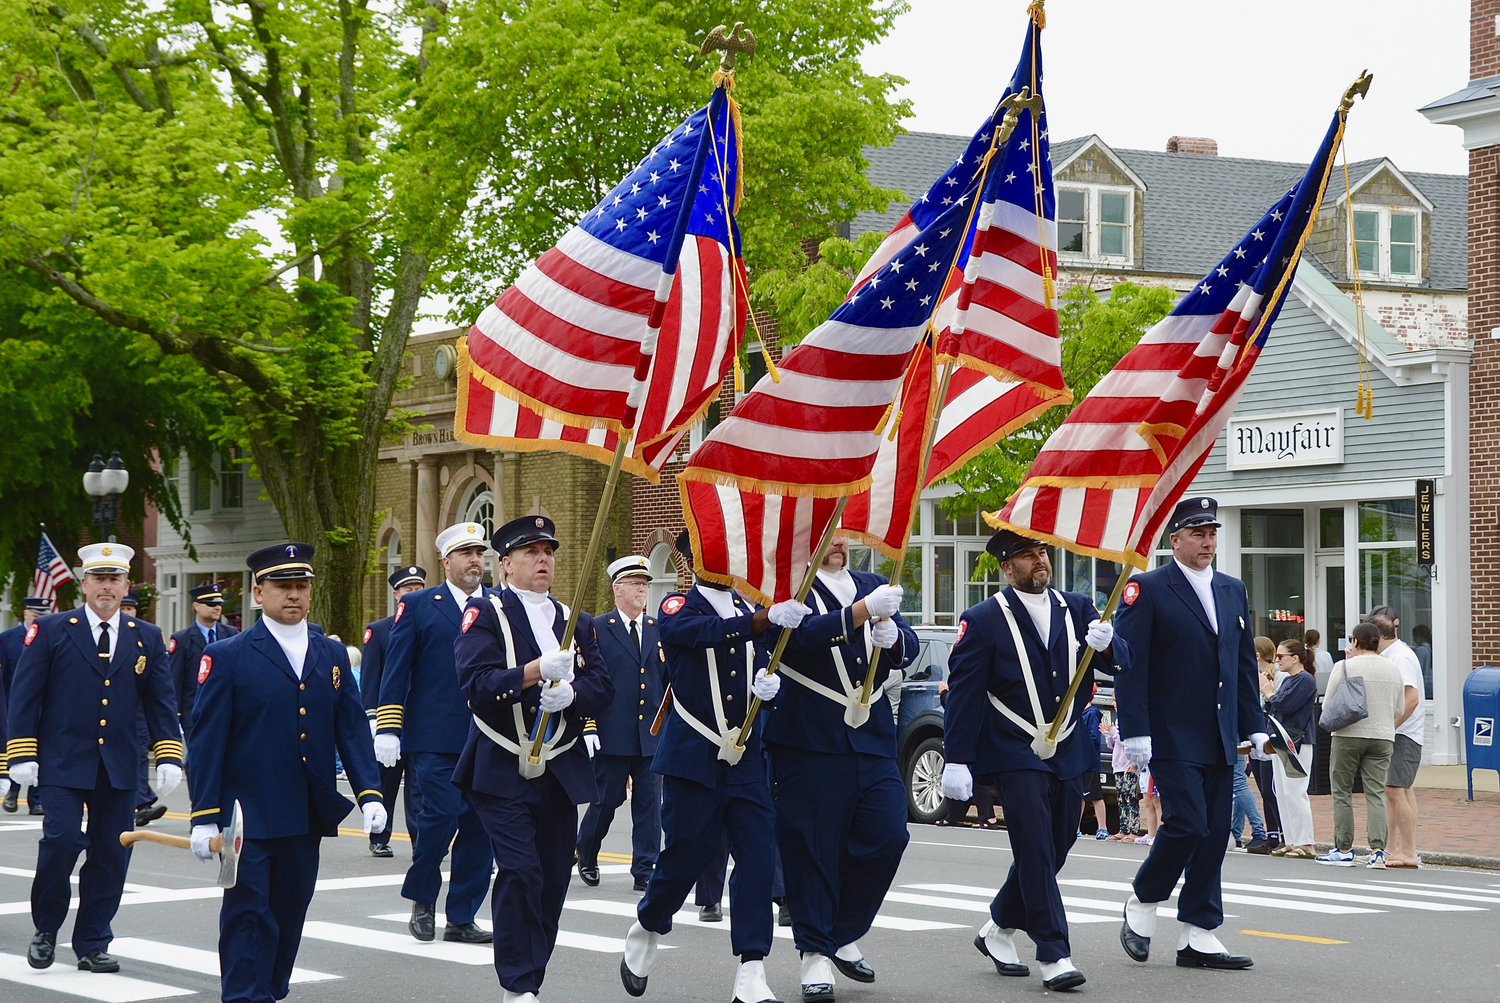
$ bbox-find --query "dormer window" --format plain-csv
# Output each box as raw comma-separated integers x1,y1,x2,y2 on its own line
1350,207,1420,282
1056,185,1133,264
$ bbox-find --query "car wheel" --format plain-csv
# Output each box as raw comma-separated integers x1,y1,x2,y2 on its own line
905,736,946,824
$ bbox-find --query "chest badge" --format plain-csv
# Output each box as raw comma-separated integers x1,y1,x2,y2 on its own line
332,664,341,690
135,656,147,675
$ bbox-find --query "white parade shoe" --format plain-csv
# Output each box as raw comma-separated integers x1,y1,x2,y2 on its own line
799,951,834,1002
973,918,1028,977
620,921,659,997
501,991,538,1003
1039,957,1086,992
733,958,781,1003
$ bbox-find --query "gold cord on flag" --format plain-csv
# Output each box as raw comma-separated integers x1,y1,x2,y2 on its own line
1028,0,1046,29
1341,138,1373,419
1027,16,1054,309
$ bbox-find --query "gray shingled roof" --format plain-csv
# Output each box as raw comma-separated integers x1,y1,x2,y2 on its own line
854,134,1465,291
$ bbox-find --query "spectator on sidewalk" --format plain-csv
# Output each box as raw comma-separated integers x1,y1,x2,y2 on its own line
1078,695,1108,839
1318,623,1404,868
1103,717,1140,840
1304,629,1335,683
1252,636,1283,848
1135,768,1160,845
1412,624,1433,701
1267,640,1318,859
1231,754,1269,852
1369,612,1424,869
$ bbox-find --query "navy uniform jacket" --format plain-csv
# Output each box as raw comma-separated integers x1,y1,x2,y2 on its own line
169,620,239,731
187,618,382,839
359,616,394,720
768,570,918,757
652,587,770,789
6,611,182,791
586,610,666,758
377,582,491,754
0,624,24,699
451,590,613,804
944,588,1126,782
1113,562,1264,766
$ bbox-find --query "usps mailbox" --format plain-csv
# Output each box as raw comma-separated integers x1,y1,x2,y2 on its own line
1464,666,1500,801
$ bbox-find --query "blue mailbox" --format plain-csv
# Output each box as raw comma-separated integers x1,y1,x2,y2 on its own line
1463,666,1500,801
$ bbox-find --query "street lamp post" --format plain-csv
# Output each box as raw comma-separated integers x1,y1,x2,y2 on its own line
83,450,130,543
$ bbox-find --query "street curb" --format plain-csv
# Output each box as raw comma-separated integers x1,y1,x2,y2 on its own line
1310,842,1500,871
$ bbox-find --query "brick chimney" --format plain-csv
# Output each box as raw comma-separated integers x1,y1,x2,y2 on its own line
1165,136,1217,156
1474,0,1500,79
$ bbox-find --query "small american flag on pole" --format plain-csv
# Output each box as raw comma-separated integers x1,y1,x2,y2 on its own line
30,529,72,610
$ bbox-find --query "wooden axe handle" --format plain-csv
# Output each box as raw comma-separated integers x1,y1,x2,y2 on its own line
121,830,222,853
650,685,673,737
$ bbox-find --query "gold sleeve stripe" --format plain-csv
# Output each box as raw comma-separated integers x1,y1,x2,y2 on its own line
357,790,382,801
190,808,220,818
6,740,38,756
582,718,598,732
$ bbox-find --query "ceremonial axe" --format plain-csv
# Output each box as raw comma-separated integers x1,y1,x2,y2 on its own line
120,799,245,888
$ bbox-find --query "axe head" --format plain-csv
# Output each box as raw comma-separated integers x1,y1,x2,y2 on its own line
218,800,244,888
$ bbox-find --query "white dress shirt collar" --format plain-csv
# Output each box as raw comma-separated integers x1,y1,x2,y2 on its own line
85,604,122,658
695,584,741,620
262,615,310,678
1174,558,1218,633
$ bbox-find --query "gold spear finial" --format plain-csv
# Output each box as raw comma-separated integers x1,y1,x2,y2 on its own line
1341,70,1373,114
700,22,757,73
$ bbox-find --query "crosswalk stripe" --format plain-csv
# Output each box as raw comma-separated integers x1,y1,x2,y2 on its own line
1048,878,1377,917
0,953,195,1001
902,883,1180,921
365,913,665,955
561,898,793,939
1219,881,1482,912
299,922,493,965
885,889,1128,926
106,938,338,984
1356,880,1500,904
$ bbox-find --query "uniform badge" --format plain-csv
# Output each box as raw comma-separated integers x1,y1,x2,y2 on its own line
198,654,212,684
955,620,968,645
394,600,405,624
134,656,147,675
167,637,176,654
461,607,480,633
1238,615,1245,629
1122,581,1141,606
363,627,372,645
332,664,341,690
661,595,685,616
24,623,37,646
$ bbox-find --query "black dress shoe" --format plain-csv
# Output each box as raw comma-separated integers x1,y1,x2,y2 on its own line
831,956,875,983
801,984,833,1003
29,800,44,816
621,958,649,997
972,933,1028,977
2,786,17,812
135,802,167,827
1176,947,1253,970
577,860,600,887
27,930,55,969
408,902,436,942
1043,969,1087,992
778,903,792,927
370,843,394,858
633,875,650,892
699,903,723,922
77,949,120,973
1119,905,1150,963
443,922,492,944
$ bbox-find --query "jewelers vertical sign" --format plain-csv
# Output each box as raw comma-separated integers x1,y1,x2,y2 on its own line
1416,478,1436,567
1225,408,1343,471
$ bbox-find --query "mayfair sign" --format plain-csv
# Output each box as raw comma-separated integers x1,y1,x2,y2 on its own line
1225,408,1343,471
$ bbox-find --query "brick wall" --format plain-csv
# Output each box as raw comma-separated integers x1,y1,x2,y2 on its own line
1470,143,1500,665
1475,0,1500,80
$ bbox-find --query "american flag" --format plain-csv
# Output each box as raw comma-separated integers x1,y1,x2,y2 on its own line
456,86,745,477
993,107,1349,567
680,195,976,602
30,530,71,610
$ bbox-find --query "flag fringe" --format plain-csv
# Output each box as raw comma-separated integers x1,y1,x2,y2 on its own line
458,338,625,435
940,352,1073,405
841,528,905,561
1134,421,1185,466
675,466,873,500
678,506,777,606
986,517,1150,571
927,392,1067,485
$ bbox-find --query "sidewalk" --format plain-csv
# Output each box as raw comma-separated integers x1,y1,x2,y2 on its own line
1304,763,1500,867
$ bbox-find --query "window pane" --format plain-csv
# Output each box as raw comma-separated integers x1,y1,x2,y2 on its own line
934,544,955,620
1390,243,1415,275
1094,562,1126,611
1389,213,1415,243
1241,509,1303,549
1243,553,1306,646
876,554,923,617
1319,507,1344,550
848,546,873,573
1353,211,1379,241
1354,240,1378,272
1065,551,1092,595
192,467,212,512
1359,499,1415,543
1100,223,1126,257
1058,222,1084,253
933,507,954,536
1057,189,1086,221
1100,192,1127,224
1360,546,1431,646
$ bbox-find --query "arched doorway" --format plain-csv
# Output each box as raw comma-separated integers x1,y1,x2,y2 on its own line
648,542,678,614
462,483,496,542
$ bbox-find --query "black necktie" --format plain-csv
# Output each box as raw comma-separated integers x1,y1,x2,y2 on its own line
97,622,111,662
629,620,641,660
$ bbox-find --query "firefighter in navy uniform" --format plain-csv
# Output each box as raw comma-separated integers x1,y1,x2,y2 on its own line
1,597,51,815
188,542,386,1003
6,544,182,973
451,515,614,1003
941,529,1127,992
169,583,238,746
619,531,809,1003
1114,498,1269,972
575,554,667,891
360,565,427,857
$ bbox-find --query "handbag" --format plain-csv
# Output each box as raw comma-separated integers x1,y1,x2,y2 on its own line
1318,672,1369,732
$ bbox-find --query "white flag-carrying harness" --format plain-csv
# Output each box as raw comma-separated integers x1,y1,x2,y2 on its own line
989,589,1078,760
471,594,578,779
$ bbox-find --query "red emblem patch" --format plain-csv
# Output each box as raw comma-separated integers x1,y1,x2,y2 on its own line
394,601,405,624
24,623,38,646
661,595,686,616
1122,581,1140,606
167,636,176,654
955,620,968,645
461,607,480,633
363,627,373,645
198,654,212,684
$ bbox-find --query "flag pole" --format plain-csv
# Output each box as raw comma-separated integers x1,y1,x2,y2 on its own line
731,495,849,752
1040,563,1130,748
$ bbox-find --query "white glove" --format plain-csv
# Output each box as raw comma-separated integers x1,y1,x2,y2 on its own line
369,718,379,739
941,763,973,802
9,762,38,789
1247,731,1273,761
584,733,601,757
0,779,9,799
539,649,574,682
191,824,219,862
1085,619,1114,652
373,733,402,768
864,584,903,619
539,678,575,713
767,600,812,629
1122,735,1152,770
362,801,388,835
869,618,899,649
155,763,183,797
751,668,781,701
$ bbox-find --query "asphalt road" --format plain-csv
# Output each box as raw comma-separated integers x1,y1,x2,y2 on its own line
1,786,1498,1003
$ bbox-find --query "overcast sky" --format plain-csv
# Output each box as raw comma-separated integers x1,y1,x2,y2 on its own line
861,0,1471,175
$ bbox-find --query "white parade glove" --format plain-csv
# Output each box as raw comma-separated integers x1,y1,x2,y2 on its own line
941,763,973,802
1247,731,1273,761
1084,619,1114,652
584,733,601,757
539,649,574,682
539,678,575,713
767,600,812,629
0,779,9,799
1122,736,1153,770
362,801,388,835
373,733,402,768
369,718,379,739
155,763,183,797
869,618,899,649
9,762,38,789
864,584,903,619
751,668,781,701
191,824,219,862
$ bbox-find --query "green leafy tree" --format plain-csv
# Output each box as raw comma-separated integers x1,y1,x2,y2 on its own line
0,0,908,635
752,230,888,344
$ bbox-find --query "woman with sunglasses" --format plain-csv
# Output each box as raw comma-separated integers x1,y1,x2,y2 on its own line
1266,640,1318,859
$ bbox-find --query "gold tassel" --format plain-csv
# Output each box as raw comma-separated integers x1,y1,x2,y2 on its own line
872,400,895,436
734,354,744,393
886,408,904,442
1027,0,1046,28
760,342,781,384
1364,396,1373,419
1042,271,1055,310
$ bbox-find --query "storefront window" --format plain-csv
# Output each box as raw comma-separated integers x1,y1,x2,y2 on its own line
1059,550,1125,610
1242,509,1304,549
933,544,956,625
1319,507,1344,550
1242,509,1305,644
933,509,980,536
875,553,923,619
966,550,1004,608
1357,498,1430,645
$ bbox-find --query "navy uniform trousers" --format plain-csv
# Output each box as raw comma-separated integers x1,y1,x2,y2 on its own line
1132,760,1234,929
371,756,423,848
221,835,321,1003
135,708,156,807
576,754,659,881
983,769,1084,962
33,762,136,955
403,751,491,923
